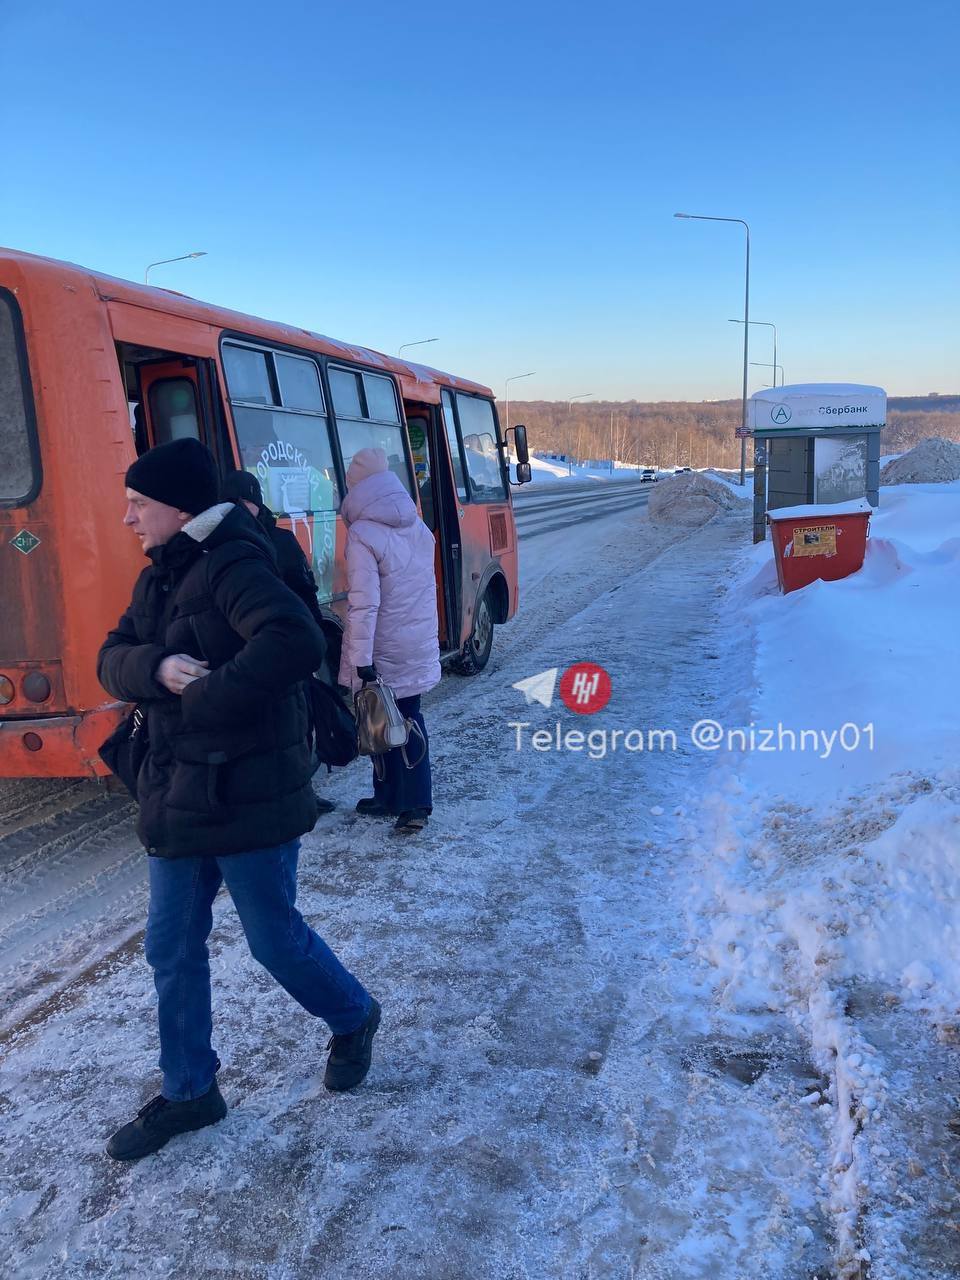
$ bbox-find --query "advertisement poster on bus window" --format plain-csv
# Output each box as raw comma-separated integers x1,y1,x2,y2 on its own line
310,511,337,603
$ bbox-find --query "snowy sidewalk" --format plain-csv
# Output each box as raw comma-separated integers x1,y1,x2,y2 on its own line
0,504,844,1280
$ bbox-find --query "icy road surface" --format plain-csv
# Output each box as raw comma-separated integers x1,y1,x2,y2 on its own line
0,497,955,1279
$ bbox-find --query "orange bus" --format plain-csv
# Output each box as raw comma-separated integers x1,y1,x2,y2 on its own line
0,247,530,778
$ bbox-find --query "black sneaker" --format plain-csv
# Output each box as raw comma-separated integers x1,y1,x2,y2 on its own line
355,797,393,817
394,809,429,833
105,1080,227,1161
324,998,382,1092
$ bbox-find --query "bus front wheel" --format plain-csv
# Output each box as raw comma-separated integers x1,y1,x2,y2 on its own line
452,588,494,675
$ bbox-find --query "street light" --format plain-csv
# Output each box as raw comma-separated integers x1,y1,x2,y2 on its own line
567,394,593,473
730,319,778,388
675,212,751,484
144,251,207,285
504,371,535,433
750,361,785,387
398,338,439,357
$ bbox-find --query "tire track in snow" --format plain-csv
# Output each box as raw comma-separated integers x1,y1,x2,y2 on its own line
0,784,144,1035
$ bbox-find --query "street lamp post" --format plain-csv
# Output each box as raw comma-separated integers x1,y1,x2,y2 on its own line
750,361,785,387
730,318,778,387
567,392,593,410
675,213,751,484
398,338,439,357
504,371,535,435
567,393,593,473
144,251,207,285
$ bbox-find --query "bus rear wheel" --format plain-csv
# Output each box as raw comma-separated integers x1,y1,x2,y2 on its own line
452,588,494,675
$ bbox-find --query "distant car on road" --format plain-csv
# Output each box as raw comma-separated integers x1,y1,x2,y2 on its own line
674,466,692,474
640,468,658,482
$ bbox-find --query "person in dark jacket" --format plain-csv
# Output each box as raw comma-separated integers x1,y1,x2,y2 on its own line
97,438,380,1162
220,469,325,627
221,469,336,812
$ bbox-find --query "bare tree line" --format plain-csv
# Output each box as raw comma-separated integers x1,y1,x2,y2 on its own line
497,397,960,468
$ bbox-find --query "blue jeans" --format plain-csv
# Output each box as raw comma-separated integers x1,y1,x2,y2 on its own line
145,840,371,1101
372,694,432,814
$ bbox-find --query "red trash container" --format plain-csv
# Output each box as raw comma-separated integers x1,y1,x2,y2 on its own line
767,498,872,594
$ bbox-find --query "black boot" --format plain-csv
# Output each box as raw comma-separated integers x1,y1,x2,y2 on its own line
355,797,393,817
394,808,429,833
106,1080,227,1161
324,998,382,1091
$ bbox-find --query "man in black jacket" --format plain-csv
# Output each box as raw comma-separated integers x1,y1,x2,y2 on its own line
98,438,380,1162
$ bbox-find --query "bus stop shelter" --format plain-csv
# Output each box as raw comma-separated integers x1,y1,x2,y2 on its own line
749,383,886,542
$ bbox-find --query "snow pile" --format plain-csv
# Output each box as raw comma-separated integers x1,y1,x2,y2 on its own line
685,476,960,1270
648,471,748,525
879,436,960,485
728,481,960,796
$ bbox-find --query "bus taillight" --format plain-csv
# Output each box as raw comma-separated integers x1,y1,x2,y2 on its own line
0,676,13,705
22,671,52,703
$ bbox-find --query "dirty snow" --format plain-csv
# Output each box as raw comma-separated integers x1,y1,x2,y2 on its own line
880,436,960,484
1,478,959,1278
648,471,749,526
686,476,960,1277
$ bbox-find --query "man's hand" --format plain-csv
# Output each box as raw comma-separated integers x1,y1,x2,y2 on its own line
157,654,210,695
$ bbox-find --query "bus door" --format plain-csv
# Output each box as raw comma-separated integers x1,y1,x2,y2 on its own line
405,407,461,652
116,342,233,470
138,360,201,447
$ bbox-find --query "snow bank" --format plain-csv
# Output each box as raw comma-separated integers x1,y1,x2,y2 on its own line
684,476,960,1268
706,469,753,501
648,472,748,525
526,456,652,483
728,479,960,798
879,436,960,485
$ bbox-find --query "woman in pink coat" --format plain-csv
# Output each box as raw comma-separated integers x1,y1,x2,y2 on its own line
338,447,441,833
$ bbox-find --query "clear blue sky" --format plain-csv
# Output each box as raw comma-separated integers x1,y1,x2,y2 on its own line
2,0,956,401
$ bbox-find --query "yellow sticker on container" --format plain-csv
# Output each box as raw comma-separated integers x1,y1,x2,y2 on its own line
792,525,837,557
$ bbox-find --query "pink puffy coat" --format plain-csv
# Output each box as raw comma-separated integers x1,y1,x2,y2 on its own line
338,456,441,699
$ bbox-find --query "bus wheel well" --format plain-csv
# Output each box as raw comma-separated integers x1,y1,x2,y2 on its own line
485,572,509,624
451,574,506,676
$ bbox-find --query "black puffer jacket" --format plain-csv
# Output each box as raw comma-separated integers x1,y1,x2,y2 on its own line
97,504,325,858
255,506,325,628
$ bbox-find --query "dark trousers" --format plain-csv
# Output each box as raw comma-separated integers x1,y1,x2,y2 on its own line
372,694,432,814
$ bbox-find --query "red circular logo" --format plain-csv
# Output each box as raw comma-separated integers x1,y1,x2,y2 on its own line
559,662,612,715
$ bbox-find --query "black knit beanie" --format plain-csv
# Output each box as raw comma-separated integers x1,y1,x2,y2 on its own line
221,469,264,508
125,439,219,516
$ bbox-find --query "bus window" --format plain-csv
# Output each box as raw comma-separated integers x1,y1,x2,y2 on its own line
223,344,274,405
456,394,507,502
441,390,468,502
149,378,200,443
223,341,340,516
330,366,412,495
0,289,40,507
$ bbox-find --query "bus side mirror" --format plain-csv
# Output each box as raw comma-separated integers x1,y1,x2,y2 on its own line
514,461,532,485
511,424,530,464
